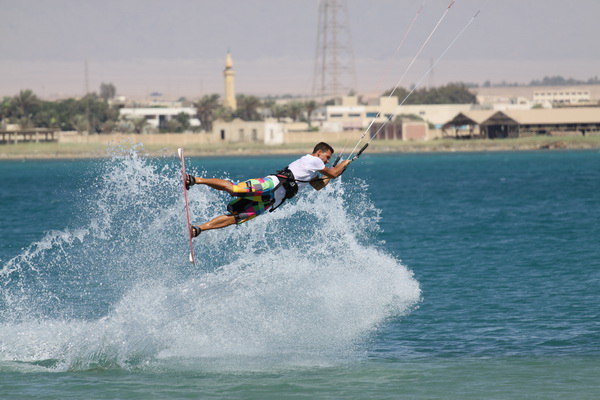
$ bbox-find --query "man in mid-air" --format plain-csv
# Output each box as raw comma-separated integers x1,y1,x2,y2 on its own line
185,142,351,237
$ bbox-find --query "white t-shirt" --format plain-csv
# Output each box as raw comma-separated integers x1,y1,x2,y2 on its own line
288,154,326,189
271,154,325,207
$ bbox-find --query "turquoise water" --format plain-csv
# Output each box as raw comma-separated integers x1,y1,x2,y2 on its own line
1,147,599,399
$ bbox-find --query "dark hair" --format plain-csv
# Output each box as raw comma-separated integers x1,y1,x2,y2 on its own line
313,142,334,154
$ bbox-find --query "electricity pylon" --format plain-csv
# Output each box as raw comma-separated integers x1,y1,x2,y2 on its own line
311,0,357,101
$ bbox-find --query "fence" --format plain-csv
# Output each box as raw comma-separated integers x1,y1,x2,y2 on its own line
0,130,57,144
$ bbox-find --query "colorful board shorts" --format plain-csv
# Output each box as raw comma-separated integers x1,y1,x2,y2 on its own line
227,177,277,224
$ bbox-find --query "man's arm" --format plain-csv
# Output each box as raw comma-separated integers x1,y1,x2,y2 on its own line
310,159,351,191
310,176,330,191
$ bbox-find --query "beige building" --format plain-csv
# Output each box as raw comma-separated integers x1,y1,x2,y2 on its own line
368,121,429,141
223,51,237,110
212,118,284,145
443,107,600,139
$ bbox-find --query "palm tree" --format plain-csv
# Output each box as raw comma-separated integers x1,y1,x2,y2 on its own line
101,120,116,133
271,104,288,122
71,114,90,134
133,118,148,134
195,94,220,132
235,95,262,121
304,100,318,127
99,83,117,101
261,99,276,119
13,90,40,129
286,101,305,122
1,97,12,128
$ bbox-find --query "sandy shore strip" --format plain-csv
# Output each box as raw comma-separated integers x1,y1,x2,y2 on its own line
1,136,599,160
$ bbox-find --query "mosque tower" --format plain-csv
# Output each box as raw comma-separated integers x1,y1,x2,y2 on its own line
223,50,237,110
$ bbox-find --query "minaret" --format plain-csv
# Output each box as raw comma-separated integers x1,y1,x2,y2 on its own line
223,50,237,110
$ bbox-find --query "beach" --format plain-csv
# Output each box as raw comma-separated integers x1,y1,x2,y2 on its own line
1,134,600,159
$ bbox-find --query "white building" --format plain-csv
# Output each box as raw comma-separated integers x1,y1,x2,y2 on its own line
532,88,591,106
312,96,477,130
473,85,600,108
312,96,401,132
119,107,200,130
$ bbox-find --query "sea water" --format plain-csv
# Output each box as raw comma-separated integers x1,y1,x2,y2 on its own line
1,146,599,399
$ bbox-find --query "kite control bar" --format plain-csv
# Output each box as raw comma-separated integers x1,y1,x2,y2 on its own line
332,142,369,168
351,143,368,162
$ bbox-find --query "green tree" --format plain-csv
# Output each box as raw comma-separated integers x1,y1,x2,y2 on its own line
76,93,119,133
133,118,148,134
235,95,262,121
99,83,117,101
173,112,191,131
53,98,79,131
271,103,288,122
286,101,305,122
71,114,90,134
12,89,40,129
261,99,276,119
116,120,135,133
385,83,476,105
195,94,221,132
261,99,291,122
304,100,318,127
166,118,182,133
101,119,117,133
1,96,13,125
436,83,477,103
32,101,59,128
214,106,234,123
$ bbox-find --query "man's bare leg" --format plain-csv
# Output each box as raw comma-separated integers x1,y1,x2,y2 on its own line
198,214,237,232
194,177,234,195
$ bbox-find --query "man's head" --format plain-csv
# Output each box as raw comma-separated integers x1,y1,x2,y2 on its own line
312,142,334,165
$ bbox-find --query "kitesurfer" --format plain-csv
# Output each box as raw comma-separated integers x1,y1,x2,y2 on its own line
185,142,351,236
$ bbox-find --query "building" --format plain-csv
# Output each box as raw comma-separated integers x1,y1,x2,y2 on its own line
119,107,200,130
532,88,591,106
312,96,376,132
212,118,284,145
390,104,475,128
223,51,237,110
441,110,496,138
368,121,429,141
312,96,467,132
473,85,600,108
443,107,600,139
481,108,600,138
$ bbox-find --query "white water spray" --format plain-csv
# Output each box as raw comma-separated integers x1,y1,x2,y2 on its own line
0,147,421,372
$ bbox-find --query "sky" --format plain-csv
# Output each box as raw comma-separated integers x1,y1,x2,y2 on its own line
1,0,599,100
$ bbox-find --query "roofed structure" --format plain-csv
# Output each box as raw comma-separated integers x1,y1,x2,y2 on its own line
442,110,495,138
443,107,600,139
481,108,600,138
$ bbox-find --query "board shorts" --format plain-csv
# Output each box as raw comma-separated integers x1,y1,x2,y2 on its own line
227,177,277,224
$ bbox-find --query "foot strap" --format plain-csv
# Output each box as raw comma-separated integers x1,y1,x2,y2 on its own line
191,225,201,238
186,174,196,190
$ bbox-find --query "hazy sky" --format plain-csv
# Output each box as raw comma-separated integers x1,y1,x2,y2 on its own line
1,0,599,100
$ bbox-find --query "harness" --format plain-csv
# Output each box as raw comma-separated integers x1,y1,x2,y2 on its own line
269,167,298,212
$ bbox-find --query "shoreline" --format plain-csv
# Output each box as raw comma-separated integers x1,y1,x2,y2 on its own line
1,136,599,160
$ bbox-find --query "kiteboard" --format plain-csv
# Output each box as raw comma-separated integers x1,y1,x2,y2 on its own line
178,147,196,264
